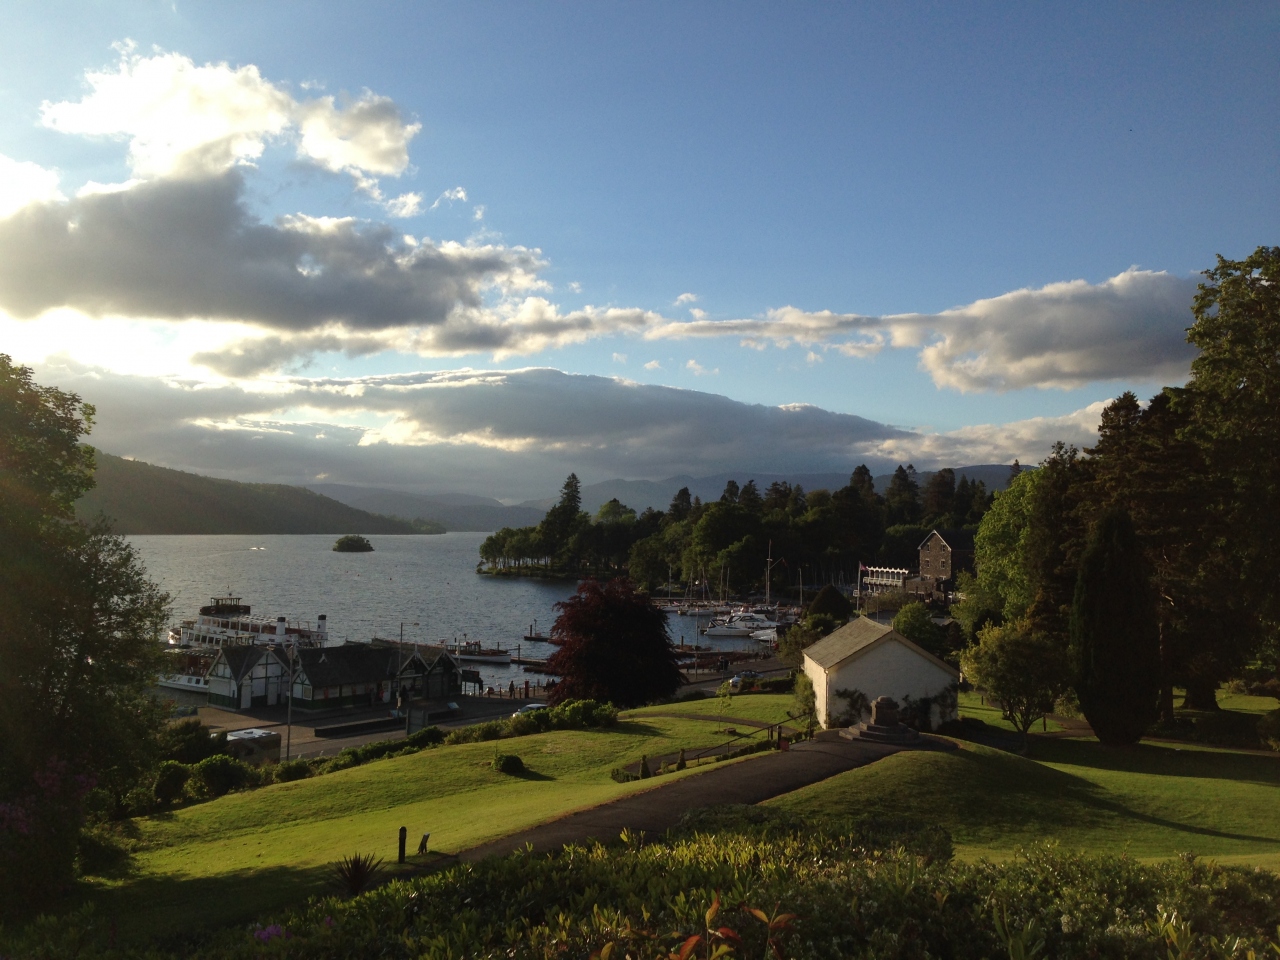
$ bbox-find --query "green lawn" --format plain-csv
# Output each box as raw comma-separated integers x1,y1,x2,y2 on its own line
90,714,775,941
625,692,800,725
767,735,1280,869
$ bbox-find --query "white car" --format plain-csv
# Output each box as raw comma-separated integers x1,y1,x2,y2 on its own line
512,703,546,718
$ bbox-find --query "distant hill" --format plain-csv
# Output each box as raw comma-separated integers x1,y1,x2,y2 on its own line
78,453,437,535
309,484,546,532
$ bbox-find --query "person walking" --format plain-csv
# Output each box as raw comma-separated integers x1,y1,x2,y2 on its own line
508,680,516,699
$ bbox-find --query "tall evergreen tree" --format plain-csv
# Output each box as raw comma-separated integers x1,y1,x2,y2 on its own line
885,464,921,525
666,486,693,522
1070,508,1160,745
922,468,956,523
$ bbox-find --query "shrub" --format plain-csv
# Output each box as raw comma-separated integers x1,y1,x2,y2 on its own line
273,759,311,783
188,754,252,799
638,755,652,778
157,717,227,765
610,767,639,783
492,753,524,775
332,852,382,897
152,761,190,806
404,725,446,749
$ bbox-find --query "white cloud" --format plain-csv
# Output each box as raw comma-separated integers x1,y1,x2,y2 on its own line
0,155,64,218
646,269,1197,391
686,359,717,376
568,281,582,293
675,292,698,305
41,50,293,178
40,49,419,200
612,352,627,364
383,192,423,217
294,92,418,180
473,205,485,221
429,187,467,209
643,360,661,370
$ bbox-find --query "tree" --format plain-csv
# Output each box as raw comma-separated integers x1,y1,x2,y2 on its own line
1070,508,1161,746
0,356,170,914
1184,247,1280,653
921,468,956,524
961,619,1070,741
545,578,682,708
885,464,921,525
892,602,944,657
806,584,852,622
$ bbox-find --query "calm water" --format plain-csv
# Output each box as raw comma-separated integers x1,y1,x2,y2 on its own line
128,533,756,690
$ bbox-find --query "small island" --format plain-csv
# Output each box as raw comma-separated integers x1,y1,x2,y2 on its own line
332,534,374,552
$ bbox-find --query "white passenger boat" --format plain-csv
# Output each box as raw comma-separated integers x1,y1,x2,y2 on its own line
158,596,333,692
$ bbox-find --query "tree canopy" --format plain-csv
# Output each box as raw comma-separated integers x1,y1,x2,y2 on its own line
544,578,682,708
0,355,169,914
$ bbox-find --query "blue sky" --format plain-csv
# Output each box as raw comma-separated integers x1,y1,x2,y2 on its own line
0,3,1275,496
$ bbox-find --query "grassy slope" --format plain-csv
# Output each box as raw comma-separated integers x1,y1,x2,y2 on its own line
625,693,801,725
768,736,1280,869
96,712,783,939
76,452,439,535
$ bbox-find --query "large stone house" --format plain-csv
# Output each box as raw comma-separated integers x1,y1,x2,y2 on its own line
802,617,959,730
906,529,976,601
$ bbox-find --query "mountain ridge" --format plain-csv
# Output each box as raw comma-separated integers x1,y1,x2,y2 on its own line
77,453,439,536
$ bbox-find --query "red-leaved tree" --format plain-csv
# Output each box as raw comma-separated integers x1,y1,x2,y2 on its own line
545,578,682,708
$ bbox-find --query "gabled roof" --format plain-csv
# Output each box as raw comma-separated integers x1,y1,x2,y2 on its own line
917,528,976,552
294,643,401,688
803,616,959,678
214,645,267,683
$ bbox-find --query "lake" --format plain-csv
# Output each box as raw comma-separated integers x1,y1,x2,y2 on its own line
128,533,758,690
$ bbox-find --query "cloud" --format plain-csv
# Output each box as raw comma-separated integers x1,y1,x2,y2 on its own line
40,48,418,197
0,155,64,217
674,292,698,305
643,360,661,370
429,187,467,209
473,205,485,221
685,359,716,376
0,171,546,334
612,352,627,364
646,269,1197,391
383,193,422,217
35,359,1112,500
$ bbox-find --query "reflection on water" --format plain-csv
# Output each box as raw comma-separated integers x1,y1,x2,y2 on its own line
129,533,763,690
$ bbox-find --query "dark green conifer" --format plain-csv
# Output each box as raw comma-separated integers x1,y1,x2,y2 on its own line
1070,508,1160,745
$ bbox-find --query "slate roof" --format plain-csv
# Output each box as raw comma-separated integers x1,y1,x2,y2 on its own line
295,643,402,688
917,528,976,552
802,616,959,678
216,645,267,683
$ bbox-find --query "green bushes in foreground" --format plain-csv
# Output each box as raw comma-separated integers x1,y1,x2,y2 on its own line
12,812,1280,959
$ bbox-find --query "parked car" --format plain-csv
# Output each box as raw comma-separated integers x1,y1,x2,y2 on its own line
512,703,546,718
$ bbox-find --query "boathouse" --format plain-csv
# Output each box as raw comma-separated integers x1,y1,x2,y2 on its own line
802,617,959,730
207,641,463,712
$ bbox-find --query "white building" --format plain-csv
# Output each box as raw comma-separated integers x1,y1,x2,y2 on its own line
802,617,959,729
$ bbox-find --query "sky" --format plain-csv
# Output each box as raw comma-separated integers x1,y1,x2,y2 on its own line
0,2,1276,500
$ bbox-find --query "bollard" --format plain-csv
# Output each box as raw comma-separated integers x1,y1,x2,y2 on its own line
398,826,407,864
418,833,430,855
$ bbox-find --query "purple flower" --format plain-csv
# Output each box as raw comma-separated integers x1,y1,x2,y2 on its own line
253,923,286,942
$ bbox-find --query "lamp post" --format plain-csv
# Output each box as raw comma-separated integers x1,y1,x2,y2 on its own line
284,640,296,761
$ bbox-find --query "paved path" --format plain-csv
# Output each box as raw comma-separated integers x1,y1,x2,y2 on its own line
458,735,953,862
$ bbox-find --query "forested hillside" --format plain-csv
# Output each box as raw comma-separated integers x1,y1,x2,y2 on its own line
76,452,441,535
